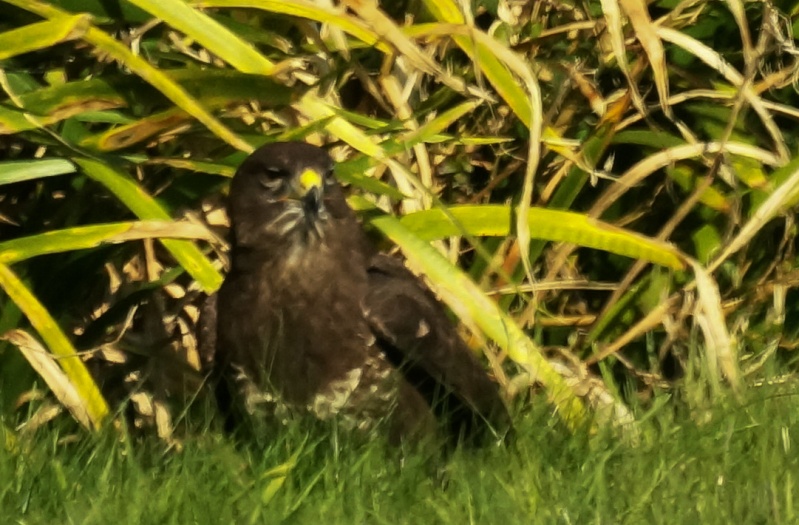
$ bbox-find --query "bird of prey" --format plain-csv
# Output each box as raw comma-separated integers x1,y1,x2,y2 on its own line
200,142,511,445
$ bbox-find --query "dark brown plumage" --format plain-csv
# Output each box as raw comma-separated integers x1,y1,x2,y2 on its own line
200,142,511,445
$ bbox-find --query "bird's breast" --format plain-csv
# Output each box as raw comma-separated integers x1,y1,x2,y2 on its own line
226,232,377,405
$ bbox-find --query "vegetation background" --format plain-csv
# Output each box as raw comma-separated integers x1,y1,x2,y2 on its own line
1,0,798,522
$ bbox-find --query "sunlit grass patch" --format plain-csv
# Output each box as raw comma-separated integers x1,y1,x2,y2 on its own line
1,384,797,524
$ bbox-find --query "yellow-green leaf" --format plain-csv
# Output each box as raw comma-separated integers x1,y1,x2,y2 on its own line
399,205,686,270
128,0,275,74
0,15,91,61
0,221,215,264
0,265,109,430
0,159,77,184
73,158,223,293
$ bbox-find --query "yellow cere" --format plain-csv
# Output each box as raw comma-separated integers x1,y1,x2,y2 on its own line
299,169,323,193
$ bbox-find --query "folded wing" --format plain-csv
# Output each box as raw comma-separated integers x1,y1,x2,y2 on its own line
362,254,512,444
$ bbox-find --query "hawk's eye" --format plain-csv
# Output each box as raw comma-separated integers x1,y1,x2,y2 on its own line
258,167,288,192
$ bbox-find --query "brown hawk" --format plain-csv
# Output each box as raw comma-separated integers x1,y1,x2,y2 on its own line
200,142,511,445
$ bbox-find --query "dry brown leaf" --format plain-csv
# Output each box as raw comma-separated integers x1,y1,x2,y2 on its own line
690,260,741,393
619,0,671,117
2,329,93,429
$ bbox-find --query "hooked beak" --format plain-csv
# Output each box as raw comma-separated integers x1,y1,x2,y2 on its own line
295,168,328,224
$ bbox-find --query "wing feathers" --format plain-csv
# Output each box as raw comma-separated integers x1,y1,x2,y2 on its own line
363,255,512,442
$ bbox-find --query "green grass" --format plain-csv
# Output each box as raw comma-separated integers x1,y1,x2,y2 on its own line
2,386,798,525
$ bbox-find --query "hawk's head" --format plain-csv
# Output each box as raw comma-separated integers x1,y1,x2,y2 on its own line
229,142,336,248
